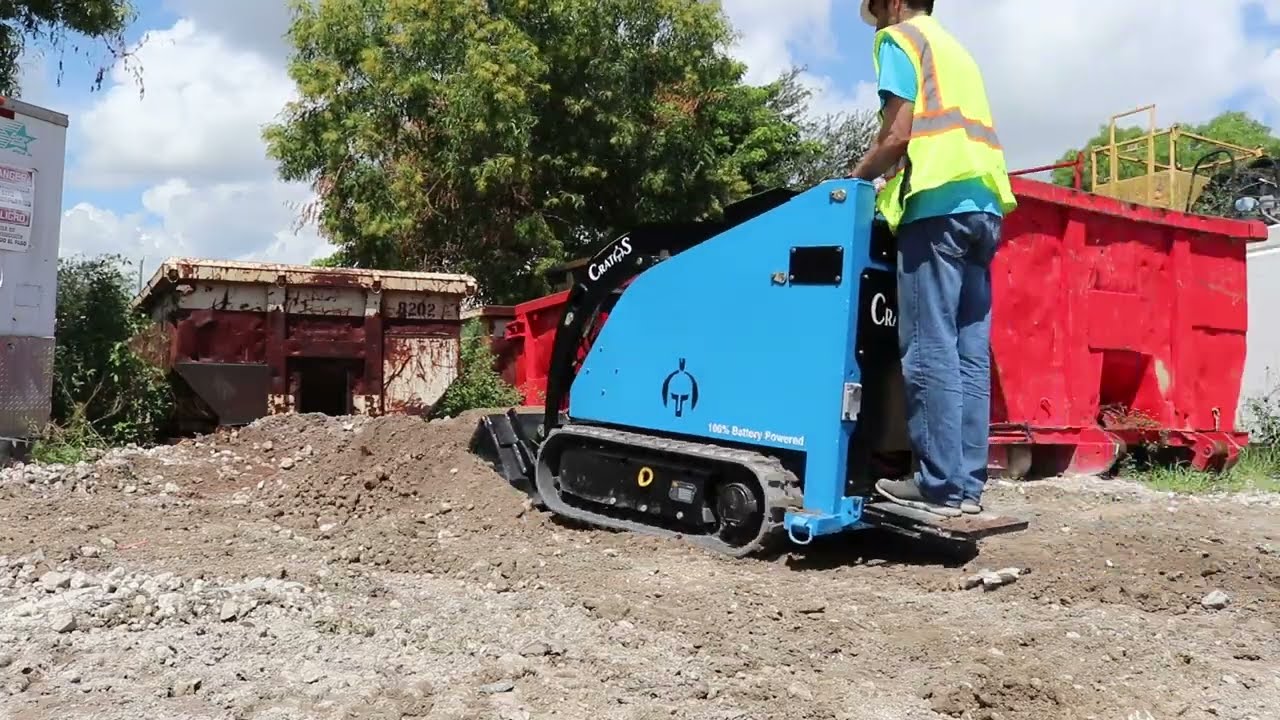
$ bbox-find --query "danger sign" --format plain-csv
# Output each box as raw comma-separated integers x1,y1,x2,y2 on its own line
0,161,33,252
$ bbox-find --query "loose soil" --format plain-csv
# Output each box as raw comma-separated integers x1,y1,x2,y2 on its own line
1,411,1277,720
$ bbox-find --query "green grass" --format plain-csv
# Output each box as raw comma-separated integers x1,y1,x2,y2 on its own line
26,402,110,466
1120,444,1280,495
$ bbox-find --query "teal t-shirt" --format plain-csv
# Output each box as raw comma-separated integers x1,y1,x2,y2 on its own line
876,35,1001,223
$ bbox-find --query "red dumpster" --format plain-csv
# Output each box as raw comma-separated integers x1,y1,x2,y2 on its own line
990,177,1266,475
503,290,569,407
497,176,1268,475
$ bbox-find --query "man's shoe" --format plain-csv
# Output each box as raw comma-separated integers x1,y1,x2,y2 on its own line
875,478,962,518
960,500,983,515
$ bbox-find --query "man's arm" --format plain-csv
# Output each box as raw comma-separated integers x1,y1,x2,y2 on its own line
846,94,913,181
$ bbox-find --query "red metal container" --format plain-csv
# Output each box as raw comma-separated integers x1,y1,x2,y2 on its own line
991,178,1266,475
504,290,574,407
496,177,1268,475
133,259,478,433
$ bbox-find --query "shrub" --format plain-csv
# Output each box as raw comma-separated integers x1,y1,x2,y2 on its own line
1242,378,1280,448
31,255,172,462
431,318,523,418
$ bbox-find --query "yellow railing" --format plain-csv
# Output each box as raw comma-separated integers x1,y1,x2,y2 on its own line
1090,104,1265,211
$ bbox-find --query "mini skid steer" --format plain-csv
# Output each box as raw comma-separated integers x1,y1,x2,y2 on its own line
476,179,1029,558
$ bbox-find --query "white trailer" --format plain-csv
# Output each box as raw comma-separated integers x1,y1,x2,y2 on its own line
1241,222,1280,426
0,98,68,447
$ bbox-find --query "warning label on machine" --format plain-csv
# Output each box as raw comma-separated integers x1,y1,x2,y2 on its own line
0,162,34,252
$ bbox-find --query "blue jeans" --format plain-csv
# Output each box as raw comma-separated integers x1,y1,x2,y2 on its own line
896,211,1001,507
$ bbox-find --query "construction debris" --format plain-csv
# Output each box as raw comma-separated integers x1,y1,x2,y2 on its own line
1201,590,1232,610
961,566,1025,591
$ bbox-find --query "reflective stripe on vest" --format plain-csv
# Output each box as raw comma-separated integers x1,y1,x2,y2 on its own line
886,20,1003,149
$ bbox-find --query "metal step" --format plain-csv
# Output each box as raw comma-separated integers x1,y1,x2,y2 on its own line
862,501,1029,543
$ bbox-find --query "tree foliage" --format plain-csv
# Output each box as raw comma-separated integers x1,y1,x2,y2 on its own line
0,0,141,97
786,104,880,188
43,255,171,456
265,0,846,303
1051,111,1280,194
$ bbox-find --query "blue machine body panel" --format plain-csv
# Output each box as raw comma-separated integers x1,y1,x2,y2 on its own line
567,179,893,541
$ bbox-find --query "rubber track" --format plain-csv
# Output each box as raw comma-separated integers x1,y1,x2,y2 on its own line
534,424,804,558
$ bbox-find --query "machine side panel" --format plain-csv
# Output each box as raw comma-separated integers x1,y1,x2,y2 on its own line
568,180,880,516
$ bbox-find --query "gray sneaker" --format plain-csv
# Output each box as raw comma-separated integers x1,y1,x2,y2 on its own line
960,500,983,515
875,478,962,518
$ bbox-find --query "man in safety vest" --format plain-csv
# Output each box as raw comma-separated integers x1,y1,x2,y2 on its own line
845,0,1017,518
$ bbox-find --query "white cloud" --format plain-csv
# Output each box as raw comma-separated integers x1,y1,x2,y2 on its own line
937,1,1278,169
720,0,873,117
61,203,163,261
61,179,325,278
721,0,836,83
721,0,1280,169
60,16,330,269
74,19,297,188
804,76,878,118
161,0,293,59
1246,48,1280,128
14,51,56,107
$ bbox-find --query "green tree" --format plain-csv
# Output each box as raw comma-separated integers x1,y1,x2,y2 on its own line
309,250,351,268
740,67,880,188
264,0,820,304
43,255,172,457
1051,111,1280,193
0,0,141,96
794,110,880,187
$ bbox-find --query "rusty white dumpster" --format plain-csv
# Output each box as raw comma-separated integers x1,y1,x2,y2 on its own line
132,258,478,433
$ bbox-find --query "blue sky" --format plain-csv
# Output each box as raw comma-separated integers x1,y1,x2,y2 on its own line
1241,3,1280,124
10,0,1280,278
21,0,189,211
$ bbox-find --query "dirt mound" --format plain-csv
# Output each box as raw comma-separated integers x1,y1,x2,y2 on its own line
190,410,522,528
923,667,1070,719
157,410,550,577
4,412,1280,718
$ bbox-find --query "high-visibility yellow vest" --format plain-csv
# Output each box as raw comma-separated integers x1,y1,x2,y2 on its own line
871,15,1017,233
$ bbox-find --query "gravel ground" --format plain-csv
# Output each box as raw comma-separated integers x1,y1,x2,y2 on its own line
1,411,1278,720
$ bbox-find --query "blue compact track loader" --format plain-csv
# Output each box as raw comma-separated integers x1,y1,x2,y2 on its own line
476,179,1028,558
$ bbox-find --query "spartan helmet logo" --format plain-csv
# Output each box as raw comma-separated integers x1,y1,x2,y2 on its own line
661,358,699,418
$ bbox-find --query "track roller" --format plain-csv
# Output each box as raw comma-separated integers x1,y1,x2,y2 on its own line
533,424,802,557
